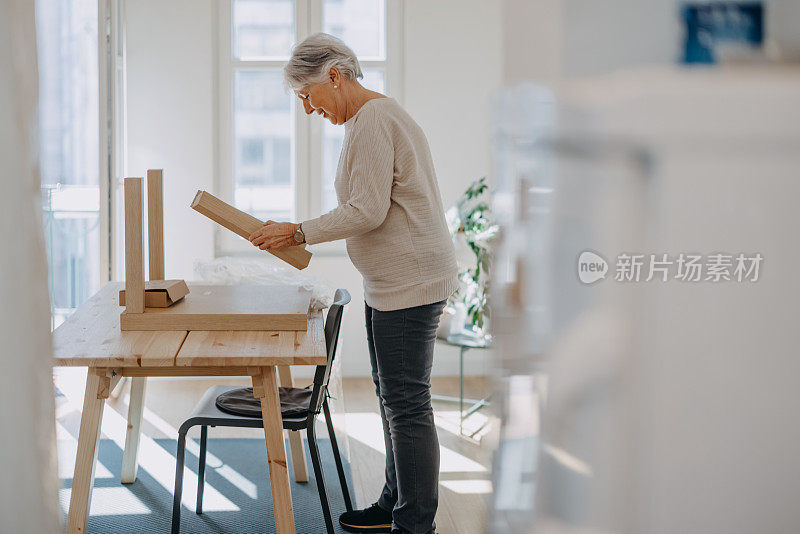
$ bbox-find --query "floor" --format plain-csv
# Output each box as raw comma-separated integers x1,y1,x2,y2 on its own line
55,371,495,534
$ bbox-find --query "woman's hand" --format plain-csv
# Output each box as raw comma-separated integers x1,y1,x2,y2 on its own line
249,221,299,251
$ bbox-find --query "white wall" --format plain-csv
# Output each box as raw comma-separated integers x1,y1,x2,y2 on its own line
502,0,677,83
124,0,502,377
502,0,675,83
768,0,800,60
125,0,216,281
503,0,800,84
503,0,563,86
403,0,503,207
562,0,677,78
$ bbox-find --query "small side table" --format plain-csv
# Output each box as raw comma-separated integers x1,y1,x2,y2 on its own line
433,332,492,436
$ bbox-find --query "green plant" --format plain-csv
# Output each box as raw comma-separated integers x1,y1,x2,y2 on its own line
446,177,498,332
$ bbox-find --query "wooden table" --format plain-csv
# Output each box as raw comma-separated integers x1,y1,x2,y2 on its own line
54,283,326,534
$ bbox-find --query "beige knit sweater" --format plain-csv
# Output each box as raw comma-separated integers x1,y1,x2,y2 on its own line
302,97,458,311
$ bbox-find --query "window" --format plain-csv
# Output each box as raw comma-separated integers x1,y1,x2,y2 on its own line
233,0,295,60
232,68,295,221
240,138,265,166
36,0,102,327
218,0,402,253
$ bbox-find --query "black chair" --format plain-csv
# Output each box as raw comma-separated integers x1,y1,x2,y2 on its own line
171,289,353,534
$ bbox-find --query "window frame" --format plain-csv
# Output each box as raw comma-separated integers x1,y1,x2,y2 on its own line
105,0,127,283
216,0,404,256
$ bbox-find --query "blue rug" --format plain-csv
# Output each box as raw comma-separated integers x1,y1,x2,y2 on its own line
60,438,353,533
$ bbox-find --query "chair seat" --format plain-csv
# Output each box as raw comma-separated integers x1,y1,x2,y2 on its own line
217,386,312,418
180,385,313,433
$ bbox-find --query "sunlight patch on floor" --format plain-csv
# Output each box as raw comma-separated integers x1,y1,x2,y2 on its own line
137,399,259,500
57,421,113,480
440,479,493,495
55,369,240,512
433,410,492,441
541,443,593,478
343,412,487,473
59,487,150,516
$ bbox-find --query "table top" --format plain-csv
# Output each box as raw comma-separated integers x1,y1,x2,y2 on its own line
437,330,492,349
53,282,327,368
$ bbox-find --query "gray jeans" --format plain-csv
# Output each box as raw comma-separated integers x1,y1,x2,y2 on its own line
366,300,445,534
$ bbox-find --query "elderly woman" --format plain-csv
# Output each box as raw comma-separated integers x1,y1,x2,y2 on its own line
248,33,457,534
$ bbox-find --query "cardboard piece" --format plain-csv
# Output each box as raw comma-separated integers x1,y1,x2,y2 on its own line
119,279,190,308
191,190,312,270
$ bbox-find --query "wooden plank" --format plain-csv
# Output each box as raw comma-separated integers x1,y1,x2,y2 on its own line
53,283,187,367
119,366,254,377
254,367,296,533
175,310,326,367
191,190,312,270
124,178,145,313
121,377,147,483
95,368,122,400
249,367,265,398
278,365,309,482
120,284,310,332
65,371,106,534
147,169,165,280
121,312,307,332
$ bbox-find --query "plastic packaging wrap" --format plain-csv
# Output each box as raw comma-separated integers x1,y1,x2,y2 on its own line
193,257,334,310
193,256,350,461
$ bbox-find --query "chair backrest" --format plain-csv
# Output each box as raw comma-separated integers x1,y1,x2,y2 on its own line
308,288,351,415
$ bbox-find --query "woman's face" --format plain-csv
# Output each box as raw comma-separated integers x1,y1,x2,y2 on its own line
296,68,343,125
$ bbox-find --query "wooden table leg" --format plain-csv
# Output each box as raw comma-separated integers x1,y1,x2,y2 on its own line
66,369,114,534
121,376,147,483
253,367,295,534
278,365,309,483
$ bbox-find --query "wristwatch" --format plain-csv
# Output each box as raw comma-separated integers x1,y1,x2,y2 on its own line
293,223,305,244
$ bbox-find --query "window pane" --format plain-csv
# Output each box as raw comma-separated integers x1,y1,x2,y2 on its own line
322,69,384,212
234,70,295,222
323,0,385,60
233,0,294,60
36,0,100,327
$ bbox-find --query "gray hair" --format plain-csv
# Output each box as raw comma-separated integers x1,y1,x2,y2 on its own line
284,32,363,90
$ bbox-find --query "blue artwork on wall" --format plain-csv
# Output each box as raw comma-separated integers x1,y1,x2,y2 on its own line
682,2,764,64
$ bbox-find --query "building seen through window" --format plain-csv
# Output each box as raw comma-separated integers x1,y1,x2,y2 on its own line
35,0,100,327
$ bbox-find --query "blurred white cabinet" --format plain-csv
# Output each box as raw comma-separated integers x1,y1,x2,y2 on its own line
530,67,800,534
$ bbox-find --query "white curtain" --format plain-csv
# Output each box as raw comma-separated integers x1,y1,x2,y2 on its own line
0,0,61,531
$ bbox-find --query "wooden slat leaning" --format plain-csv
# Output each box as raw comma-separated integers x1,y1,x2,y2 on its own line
191,190,312,270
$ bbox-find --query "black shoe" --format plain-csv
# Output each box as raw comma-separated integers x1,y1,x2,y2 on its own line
339,502,393,533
